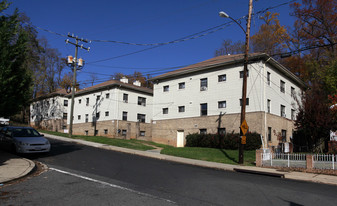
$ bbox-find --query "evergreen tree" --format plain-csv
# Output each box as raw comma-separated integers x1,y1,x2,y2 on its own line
0,1,32,117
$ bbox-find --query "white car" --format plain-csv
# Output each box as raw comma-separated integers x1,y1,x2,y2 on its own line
0,126,50,153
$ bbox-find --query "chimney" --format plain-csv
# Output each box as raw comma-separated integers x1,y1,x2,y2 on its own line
120,77,128,84
133,80,141,86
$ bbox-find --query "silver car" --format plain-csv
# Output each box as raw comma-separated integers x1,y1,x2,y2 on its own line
0,126,50,153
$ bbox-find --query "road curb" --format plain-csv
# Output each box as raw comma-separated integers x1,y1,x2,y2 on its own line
233,168,285,178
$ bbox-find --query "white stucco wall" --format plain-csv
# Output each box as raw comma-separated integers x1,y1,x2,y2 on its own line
152,61,302,121
70,87,153,124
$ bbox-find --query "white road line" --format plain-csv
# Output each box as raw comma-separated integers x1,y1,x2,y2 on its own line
49,167,176,204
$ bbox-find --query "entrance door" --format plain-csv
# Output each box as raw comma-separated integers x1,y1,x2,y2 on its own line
177,130,185,147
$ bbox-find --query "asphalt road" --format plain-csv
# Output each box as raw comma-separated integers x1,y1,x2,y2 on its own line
2,138,337,206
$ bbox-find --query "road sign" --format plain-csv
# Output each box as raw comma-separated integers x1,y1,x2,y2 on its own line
241,136,246,144
240,120,249,135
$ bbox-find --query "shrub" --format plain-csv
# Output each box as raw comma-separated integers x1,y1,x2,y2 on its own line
185,131,262,150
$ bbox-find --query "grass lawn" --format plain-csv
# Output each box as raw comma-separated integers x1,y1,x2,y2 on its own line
39,130,256,166
161,147,256,166
39,130,156,151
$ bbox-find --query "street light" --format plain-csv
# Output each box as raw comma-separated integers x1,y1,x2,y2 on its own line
219,0,253,164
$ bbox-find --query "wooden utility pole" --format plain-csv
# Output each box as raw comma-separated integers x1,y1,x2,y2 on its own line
239,0,253,164
66,34,90,138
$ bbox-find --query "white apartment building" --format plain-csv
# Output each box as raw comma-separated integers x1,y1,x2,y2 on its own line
69,78,153,139
150,53,306,148
30,78,153,140
30,89,69,131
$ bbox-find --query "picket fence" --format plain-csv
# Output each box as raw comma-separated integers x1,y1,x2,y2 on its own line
261,153,337,170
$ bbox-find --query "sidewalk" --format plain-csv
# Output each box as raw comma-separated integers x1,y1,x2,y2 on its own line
1,133,337,186
0,150,35,184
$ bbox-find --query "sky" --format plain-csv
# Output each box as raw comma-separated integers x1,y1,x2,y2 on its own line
6,0,297,88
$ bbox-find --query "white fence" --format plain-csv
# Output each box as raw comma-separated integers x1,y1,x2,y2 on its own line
313,154,337,170
261,153,337,170
262,153,307,168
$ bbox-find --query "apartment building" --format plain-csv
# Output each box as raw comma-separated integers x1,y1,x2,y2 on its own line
69,78,153,139
30,89,68,131
150,53,306,148
30,78,153,140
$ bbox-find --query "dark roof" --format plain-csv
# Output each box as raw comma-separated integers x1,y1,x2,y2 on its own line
150,53,306,88
66,79,153,97
32,89,68,102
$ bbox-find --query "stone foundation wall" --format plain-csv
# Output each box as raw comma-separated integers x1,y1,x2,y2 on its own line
71,120,152,141
30,119,66,132
152,112,295,147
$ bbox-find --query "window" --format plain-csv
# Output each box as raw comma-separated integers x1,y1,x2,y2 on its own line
268,127,272,141
281,130,287,142
63,113,67,120
96,112,100,119
85,130,88,136
137,113,146,123
163,85,169,92
240,70,249,78
104,129,108,135
200,78,208,91
199,129,207,135
281,105,286,117
122,130,127,136
163,108,168,114
85,114,88,123
52,99,55,104
200,103,207,116
291,87,295,98
106,93,110,99
267,72,271,85
138,97,146,106
86,98,89,106
218,74,226,82
79,99,81,104
267,99,271,113
218,101,226,108
280,80,285,93
95,130,98,136
78,115,81,120
123,93,128,103
64,100,68,107
52,113,54,117
178,106,185,113
240,98,250,106
105,111,109,117
291,109,295,120
122,111,127,121
218,128,226,135
140,131,145,136
179,82,185,89
96,95,101,101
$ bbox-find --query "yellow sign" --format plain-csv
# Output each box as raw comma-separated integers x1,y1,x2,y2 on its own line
241,136,246,144
240,120,249,135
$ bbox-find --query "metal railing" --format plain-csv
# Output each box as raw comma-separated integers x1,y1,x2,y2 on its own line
313,154,337,170
262,153,306,168
262,153,337,170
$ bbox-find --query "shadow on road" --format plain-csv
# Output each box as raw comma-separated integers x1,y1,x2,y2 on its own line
11,139,83,160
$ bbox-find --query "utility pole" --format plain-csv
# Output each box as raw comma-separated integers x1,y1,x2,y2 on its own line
239,0,253,164
66,33,90,138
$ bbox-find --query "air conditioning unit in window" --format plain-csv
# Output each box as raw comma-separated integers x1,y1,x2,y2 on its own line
200,86,207,91
282,112,286,118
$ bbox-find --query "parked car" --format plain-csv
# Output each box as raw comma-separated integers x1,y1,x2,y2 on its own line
0,126,50,153
0,117,10,126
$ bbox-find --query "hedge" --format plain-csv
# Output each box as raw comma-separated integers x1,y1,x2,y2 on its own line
185,132,262,150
